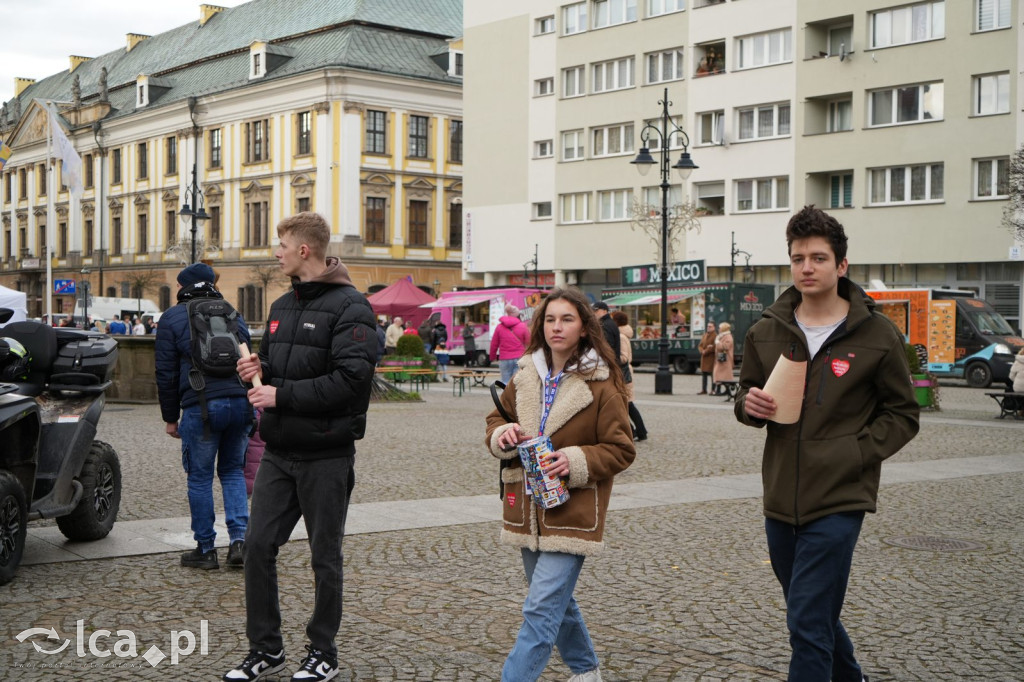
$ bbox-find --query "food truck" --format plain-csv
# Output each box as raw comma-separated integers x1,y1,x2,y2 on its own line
598,283,777,373
421,287,547,366
865,288,1023,388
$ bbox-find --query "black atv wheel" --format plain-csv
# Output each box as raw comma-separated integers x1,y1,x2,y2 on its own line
0,470,28,586
56,441,121,542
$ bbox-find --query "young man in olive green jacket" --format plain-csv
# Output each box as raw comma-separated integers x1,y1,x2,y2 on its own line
735,206,920,682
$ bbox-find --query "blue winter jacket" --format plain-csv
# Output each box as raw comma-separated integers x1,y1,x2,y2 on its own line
155,286,251,424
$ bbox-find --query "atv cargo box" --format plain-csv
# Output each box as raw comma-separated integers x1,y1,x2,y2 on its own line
53,330,119,382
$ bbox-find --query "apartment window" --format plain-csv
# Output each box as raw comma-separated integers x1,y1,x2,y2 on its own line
829,174,854,209
163,136,176,175
598,189,630,221
365,196,387,244
736,177,789,212
245,119,270,163
408,115,429,158
84,219,94,257
84,154,94,188
737,103,790,140
593,0,637,28
452,52,464,77
871,1,944,48
827,98,853,132
208,206,221,246
252,53,262,77
408,200,429,246
646,49,684,84
112,216,122,255
536,15,555,34
737,28,792,69
648,0,685,17
18,168,26,199
111,148,122,184
697,110,724,145
975,157,1009,199
976,0,1010,31
535,78,555,96
38,164,46,196
209,128,222,168
974,73,1010,115
3,173,10,202
592,123,634,157
593,56,635,93
245,200,270,246
449,120,463,163
448,203,462,248
695,43,726,76
869,164,944,204
297,197,310,213
365,110,387,154
137,213,148,253
644,114,686,149
869,82,943,126
297,111,312,155
563,2,587,35
534,140,554,158
562,130,585,161
58,222,67,258
563,65,586,98
560,193,590,223
533,202,553,219
643,185,684,215
137,142,148,179
165,209,176,245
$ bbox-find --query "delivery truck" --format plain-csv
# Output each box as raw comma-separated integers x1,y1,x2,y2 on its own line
865,287,1023,388
420,287,547,366
598,282,777,373
73,296,161,327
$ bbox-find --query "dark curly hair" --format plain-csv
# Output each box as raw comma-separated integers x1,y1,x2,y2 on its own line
785,205,848,264
524,287,624,393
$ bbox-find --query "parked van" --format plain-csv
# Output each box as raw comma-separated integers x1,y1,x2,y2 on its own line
865,287,1023,388
421,287,547,366
73,296,162,326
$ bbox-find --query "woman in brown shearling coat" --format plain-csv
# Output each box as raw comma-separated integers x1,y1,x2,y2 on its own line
486,287,635,682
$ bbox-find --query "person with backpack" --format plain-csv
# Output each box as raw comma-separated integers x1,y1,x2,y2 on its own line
155,262,252,571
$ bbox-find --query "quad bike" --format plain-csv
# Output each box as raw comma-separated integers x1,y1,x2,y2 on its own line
0,309,122,585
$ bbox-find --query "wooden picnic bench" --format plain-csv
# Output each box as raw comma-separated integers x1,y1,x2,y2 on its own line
451,368,501,396
376,366,437,391
985,391,1024,420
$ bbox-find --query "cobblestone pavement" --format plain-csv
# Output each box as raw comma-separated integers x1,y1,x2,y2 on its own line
1,373,1022,680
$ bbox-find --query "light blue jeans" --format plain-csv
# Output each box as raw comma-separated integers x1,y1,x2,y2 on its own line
499,358,519,385
179,397,251,552
501,549,599,681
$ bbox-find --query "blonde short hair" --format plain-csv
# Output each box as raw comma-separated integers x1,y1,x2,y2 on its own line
719,322,732,333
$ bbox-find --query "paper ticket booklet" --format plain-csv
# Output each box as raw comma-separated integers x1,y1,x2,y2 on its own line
762,354,806,424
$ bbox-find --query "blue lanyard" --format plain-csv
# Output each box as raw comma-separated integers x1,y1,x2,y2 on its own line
538,369,564,435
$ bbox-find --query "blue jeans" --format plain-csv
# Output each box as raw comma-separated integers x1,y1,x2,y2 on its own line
179,397,251,552
499,359,519,385
502,549,599,681
245,451,355,657
766,512,865,682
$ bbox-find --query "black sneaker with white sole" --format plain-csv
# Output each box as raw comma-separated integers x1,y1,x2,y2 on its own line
290,645,338,681
222,649,286,681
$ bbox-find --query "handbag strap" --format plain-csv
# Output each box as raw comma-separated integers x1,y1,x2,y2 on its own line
490,380,515,500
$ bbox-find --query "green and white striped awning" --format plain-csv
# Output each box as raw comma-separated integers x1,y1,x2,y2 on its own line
601,288,703,307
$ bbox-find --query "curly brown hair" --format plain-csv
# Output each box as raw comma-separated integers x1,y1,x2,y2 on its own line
524,287,624,393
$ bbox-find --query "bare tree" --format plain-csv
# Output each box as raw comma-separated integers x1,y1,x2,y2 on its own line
629,197,702,265
248,263,285,323
1002,144,1024,243
120,270,162,317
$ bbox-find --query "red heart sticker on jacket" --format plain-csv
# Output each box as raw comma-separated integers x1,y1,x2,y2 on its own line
507,493,516,507
269,321,279,334
832,359,850,377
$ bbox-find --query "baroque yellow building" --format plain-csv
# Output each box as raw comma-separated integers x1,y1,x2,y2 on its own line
0,0,468,323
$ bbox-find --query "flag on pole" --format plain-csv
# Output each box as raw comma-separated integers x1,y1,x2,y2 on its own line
46,107,83,197
0,140,12,171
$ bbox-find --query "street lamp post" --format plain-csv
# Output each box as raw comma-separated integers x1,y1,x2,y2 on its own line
177,97,209,264
631,88,698,395
730,231,752,282
80,268,91,329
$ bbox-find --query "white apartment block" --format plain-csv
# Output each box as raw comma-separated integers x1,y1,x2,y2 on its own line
464,0,1023,327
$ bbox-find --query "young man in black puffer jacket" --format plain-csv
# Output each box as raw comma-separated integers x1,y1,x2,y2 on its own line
226,212,377,682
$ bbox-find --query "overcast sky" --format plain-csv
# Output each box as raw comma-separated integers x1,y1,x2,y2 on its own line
1,0,249,107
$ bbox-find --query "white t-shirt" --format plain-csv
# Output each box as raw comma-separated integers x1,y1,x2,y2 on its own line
796,316,846,359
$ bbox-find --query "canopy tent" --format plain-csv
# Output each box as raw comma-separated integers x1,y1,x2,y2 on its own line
419,292,494,308
0,285,27,326
366,278,437,328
